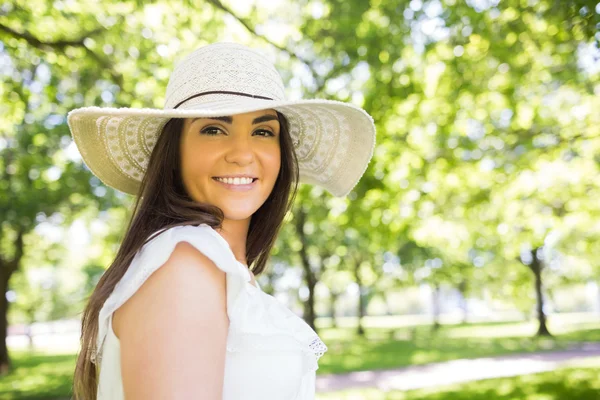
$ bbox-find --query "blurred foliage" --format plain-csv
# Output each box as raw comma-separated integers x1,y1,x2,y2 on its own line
272,0,600,334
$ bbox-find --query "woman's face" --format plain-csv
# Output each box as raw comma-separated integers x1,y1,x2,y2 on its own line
179,109,281,221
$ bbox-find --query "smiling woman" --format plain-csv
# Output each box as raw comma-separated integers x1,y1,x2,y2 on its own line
67,42,375,400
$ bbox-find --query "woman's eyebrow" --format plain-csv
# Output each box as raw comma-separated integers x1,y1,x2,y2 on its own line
192,114,278,125
251,114,278,124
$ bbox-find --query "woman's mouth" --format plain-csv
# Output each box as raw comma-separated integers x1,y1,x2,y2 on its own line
212,177,258,191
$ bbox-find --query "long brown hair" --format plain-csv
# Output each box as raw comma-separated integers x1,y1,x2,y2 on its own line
72,111,298,399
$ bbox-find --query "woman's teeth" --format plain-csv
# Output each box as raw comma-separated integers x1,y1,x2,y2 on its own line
215,177,254,185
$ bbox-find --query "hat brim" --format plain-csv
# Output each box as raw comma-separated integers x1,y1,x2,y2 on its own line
67,98,375,197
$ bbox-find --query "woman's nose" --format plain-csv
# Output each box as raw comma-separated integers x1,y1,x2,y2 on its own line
224,133,254,165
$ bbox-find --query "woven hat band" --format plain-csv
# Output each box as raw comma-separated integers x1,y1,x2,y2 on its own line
173,90,274,109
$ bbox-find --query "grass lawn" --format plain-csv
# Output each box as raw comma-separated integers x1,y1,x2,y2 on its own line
316,358,600,399
2,317,599,399
0,351,75,400
316,318,600,374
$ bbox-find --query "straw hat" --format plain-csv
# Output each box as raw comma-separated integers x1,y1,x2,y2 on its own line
67,42,376,197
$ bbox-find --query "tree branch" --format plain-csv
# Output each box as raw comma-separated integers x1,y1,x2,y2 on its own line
0,23,104,49
204,0,322,89
0,23,123,87
206,0,364,95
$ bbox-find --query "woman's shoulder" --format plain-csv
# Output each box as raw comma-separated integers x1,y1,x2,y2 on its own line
134,223,240,275
113,223,249,306
112,235,229,340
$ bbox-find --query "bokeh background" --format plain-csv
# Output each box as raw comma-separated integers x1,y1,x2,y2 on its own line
1,0,600,399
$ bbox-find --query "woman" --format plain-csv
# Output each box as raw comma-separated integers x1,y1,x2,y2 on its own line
68,42,375,399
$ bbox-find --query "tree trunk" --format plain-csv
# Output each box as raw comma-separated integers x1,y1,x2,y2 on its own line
0,229,26,375
528,248,552,337
458,279,468,324
329,291,339,329
353,260,365,336
0,262,13,375
303,270,317,331
26,325,34,350
383,292,393,316
597,281,600,315
295,207,318,332
432,283,441,331
25,307,36,351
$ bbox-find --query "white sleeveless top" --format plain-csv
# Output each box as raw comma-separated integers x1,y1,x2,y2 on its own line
94,224,328,399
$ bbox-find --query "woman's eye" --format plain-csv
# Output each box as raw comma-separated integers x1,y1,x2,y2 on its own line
255,129,275,137
200,127,275,137
200,126,224,136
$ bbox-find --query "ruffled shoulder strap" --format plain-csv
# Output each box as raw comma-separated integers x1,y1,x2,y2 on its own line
94,223,252,364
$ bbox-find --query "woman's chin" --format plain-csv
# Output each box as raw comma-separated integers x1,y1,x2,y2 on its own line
220,207,260,221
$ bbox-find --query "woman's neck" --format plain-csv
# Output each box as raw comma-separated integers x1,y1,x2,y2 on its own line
215,217,251,267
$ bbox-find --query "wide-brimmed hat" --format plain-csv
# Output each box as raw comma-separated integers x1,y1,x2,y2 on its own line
67,42,375,197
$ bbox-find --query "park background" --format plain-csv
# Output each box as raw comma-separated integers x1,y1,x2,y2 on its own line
1,0,600,398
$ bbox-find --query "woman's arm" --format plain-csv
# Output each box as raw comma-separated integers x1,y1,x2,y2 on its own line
114,241,229,399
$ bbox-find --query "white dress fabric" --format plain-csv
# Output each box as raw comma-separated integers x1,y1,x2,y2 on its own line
95,224,328,399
